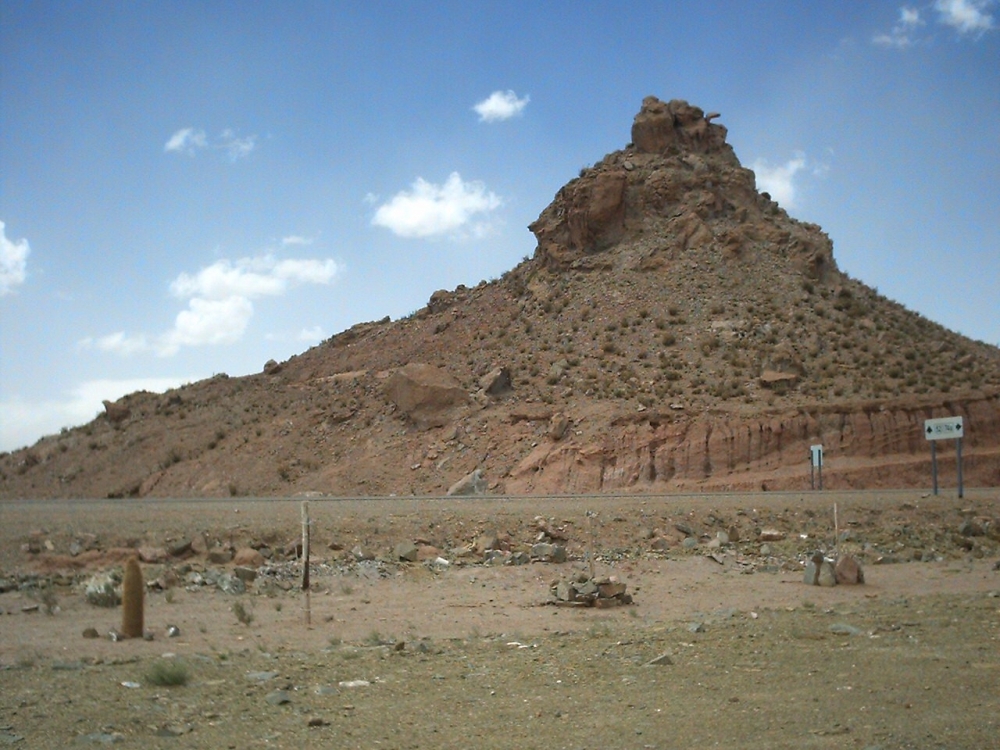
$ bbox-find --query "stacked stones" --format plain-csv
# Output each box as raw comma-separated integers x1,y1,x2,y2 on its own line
803,551,865,587
551,572,632,608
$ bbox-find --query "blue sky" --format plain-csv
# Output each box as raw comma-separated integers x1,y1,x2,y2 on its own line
1,1,998,452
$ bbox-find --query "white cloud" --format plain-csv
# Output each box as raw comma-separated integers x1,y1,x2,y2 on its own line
219,129,257,161
81,254,340,357
164,127,208,154
281,235,314,247
372,172,503,238
473,90,530,122
85,331,153,356
751,154,807,209
298,325,325,342
169,256,338,301
873,6,924,47
0,377,197,452
877,1,995,45
0,221,30,296
165,128,257,160
156,296,255,355
934,0,995,34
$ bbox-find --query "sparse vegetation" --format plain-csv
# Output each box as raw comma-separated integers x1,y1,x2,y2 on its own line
233,600,254,626
146,658,190,687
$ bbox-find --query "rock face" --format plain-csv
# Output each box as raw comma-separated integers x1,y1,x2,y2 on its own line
630,96,731,155
503,396,1000,494
529,96,835,285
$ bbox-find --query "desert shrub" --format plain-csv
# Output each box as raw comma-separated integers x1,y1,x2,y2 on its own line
30,586,59,615
146,659,190,687
232,600,254,625
160,446,183,470
85,573,120,607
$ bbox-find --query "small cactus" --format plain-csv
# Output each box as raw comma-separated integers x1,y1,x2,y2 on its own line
121,557,144,638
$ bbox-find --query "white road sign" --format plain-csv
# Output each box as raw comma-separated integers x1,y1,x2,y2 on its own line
924,416,963,441
810,444,823,467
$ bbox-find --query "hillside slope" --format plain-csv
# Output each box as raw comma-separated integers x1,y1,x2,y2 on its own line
3,97,999,498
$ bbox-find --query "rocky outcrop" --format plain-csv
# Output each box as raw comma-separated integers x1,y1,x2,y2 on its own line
630,96,731,156
528,96,836,282
102,399,130,425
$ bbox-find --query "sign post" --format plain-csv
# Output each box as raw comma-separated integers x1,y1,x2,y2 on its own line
924,416,964,498
810,444,823,490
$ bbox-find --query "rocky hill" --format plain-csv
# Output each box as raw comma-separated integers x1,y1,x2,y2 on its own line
3,96,999,499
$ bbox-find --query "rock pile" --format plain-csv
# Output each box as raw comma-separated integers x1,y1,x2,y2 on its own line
803,552,865,586
551,573,632,607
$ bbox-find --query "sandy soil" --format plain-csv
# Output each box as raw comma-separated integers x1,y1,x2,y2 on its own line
1,489,999,749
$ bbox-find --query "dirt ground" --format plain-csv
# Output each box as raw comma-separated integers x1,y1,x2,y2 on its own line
1,489,999,749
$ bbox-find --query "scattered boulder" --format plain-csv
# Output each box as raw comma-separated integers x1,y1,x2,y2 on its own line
530,542,567,563
803,551,837,587
168,539,193,558
548,413,570,441
384,363,472,430
351,545,375,562
207,547,234,565
137,546,168,564
650,537,673,552
394,541,419,562
536,517,568,541
484,549,511,566
476,533,500,554
233,547,265,568
834,555,865,585
479,367,512,396
446,468,486,497
759,370,799,391
217,573,246,595
233,566,258,584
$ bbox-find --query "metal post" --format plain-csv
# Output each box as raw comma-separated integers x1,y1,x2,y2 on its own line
957,437,964,499
931,440,938,496
301,501,311,627
818,460,823,491
810,460,815,490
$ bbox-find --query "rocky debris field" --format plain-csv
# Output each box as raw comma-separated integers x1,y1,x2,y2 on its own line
1,490,999,748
